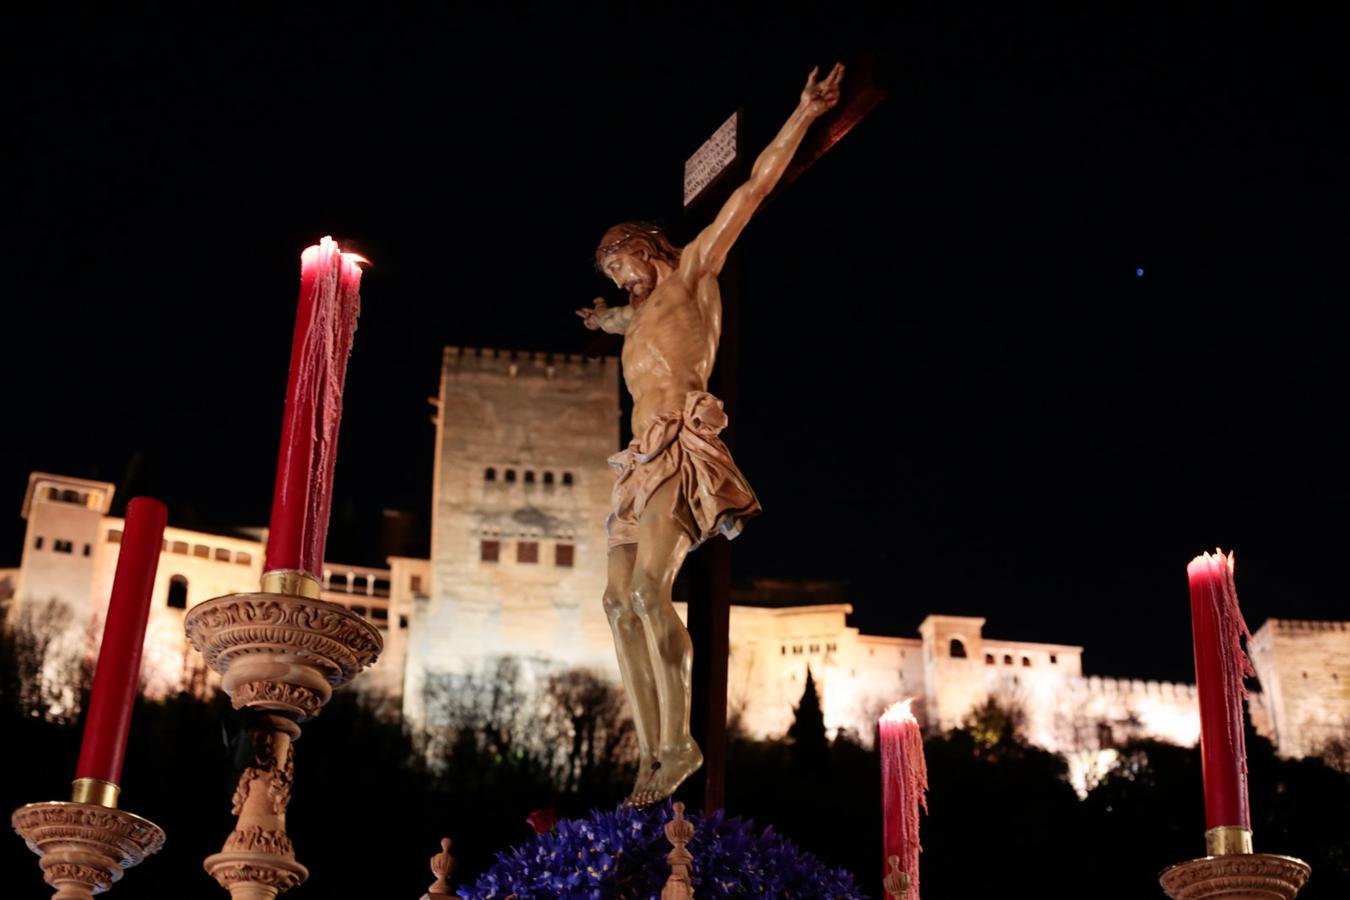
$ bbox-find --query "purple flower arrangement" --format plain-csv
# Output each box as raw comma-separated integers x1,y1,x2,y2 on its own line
458,802,866,899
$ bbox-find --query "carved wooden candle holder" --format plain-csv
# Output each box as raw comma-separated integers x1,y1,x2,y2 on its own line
11,800,165,900
1161,830,1310,900
1160,853,1311,900
186,574,382,900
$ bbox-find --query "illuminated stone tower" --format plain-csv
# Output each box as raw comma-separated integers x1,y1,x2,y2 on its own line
403,347,620,725
12,473,116,626
1249,619,1350,759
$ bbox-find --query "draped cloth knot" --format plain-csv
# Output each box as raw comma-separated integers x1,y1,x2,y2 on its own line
606,391,762,550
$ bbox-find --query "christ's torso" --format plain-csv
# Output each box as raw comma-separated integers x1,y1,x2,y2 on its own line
621,269,722,435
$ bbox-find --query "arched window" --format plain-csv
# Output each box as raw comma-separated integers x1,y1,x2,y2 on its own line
543,472,554,486
985,653,995,665
485,467,497,482
167,575,188,610
562,473,574,486
1003,655,1013,665
1022,656,1032,667
949,638,967,658
524,471,535,485
505,469,517,484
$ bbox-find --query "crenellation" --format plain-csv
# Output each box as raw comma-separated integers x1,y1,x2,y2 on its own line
1268,618,1348,633
10,358,1346,768
443,345,612,382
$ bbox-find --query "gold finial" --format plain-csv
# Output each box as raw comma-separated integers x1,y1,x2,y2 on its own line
424,837,454,898
883,854,911,899
661,803,696,900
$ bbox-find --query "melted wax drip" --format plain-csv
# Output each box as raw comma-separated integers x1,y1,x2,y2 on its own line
266,237,362,576
881,700,928,900
1189,548,1256,830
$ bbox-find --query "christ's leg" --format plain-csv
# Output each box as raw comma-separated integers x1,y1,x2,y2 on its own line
628,479,703,806
602,544,661,802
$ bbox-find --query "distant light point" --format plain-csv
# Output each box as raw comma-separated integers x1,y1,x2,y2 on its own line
1136,267,1145,277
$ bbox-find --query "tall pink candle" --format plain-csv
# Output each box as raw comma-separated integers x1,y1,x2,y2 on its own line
880,698,928,898
76,497,168,794
264,236,363,578
1187,549,1254,837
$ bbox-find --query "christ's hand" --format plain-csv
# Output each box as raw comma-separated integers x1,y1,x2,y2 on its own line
576,297,610,331
801,62,845,119
576,297,632,334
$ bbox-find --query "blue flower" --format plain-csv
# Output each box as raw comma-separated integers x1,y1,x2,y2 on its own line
457,803,865,899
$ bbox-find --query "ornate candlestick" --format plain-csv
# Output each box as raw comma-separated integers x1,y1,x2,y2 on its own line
186,571,382,900
1160,552,1311,899
12,498,169,899
1159,852,1310,899
12,800,165,900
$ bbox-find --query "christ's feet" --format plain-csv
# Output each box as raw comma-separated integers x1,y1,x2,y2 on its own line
628,739,703,808
624,756,659,807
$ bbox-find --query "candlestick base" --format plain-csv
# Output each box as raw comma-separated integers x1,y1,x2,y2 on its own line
11,801,165,900
186,590,382,900
1160,853,1311,900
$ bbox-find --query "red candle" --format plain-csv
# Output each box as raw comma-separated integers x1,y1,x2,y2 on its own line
880,698,928,898
1187,549,1254,834
75,497,168,793
264,236,364,578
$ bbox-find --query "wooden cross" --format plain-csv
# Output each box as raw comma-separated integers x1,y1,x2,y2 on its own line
682,56,886,813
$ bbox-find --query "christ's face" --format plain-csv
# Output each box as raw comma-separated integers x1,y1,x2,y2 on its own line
601,250,655,301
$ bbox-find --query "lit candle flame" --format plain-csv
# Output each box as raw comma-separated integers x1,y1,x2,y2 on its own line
302,237,371,269
880,698,917,725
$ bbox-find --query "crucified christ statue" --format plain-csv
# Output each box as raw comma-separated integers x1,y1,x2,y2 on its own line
577,62,844,806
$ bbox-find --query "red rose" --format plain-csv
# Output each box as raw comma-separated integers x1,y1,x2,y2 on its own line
525,808,558,834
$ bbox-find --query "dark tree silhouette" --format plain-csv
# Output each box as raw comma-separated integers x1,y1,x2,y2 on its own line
787,666,828,772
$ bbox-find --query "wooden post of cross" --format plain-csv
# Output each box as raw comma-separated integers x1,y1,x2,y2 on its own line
680,59,886,813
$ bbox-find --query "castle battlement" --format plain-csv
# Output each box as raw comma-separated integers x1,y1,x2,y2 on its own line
1076,675,1197,702
1261,619,1349,634
442,345,615,381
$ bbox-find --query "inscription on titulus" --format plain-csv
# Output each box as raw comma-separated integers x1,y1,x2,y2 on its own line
684,111,739,207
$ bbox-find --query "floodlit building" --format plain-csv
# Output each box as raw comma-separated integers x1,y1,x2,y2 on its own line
7,348,1347,771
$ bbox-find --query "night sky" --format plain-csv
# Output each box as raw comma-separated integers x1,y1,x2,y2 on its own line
4,3,1346,683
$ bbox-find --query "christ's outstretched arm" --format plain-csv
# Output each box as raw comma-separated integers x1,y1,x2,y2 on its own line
576,297,634,334
683,63,845,280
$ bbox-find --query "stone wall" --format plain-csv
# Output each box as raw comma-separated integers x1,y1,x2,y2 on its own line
404,347,620,727
1250,619,1350,758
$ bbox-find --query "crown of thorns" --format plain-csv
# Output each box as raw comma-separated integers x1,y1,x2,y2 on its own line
595,222,672,262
